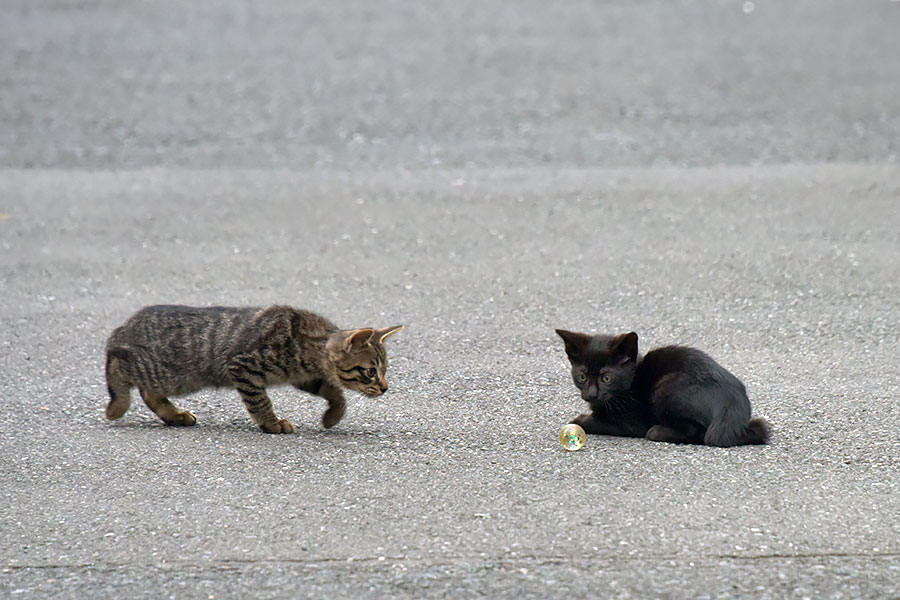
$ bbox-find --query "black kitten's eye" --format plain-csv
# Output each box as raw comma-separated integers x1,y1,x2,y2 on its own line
600,374,612,384
576,373,587,383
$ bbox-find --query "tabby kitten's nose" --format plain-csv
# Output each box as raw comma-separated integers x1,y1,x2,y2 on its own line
379,377,388,392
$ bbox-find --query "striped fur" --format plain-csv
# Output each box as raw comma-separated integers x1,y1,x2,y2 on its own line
104,305,402,433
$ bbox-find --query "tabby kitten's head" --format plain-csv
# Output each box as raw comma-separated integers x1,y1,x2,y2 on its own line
327,325,403,397
556,329,639,409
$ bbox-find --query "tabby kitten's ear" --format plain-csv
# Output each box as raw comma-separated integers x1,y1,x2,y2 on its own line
375,325,403,344
612,331,639,365
342,328,375,352
556,329,591,359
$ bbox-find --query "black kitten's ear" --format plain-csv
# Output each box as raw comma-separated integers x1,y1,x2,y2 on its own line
343,328,375,352
556,329,591,359
612,331,639,364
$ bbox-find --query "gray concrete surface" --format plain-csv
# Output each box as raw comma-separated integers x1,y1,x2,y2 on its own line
2,2,899,599
3,0,900,169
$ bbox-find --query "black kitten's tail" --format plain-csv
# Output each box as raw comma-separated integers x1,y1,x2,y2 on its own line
743,417,772,445
705,411,772,447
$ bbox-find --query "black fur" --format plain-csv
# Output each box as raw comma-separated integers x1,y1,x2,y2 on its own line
556,329,771,447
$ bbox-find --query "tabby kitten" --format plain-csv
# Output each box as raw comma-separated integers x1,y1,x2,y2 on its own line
556,329,771,447
105,305,402,433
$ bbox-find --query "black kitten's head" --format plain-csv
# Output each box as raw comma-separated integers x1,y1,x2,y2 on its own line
555,329,639,409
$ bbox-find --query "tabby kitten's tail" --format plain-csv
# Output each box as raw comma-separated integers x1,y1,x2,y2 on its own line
105,346,134,420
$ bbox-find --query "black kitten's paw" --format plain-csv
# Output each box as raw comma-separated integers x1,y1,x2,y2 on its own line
571,413,601,433
646,424,670,442
647,424,703,444
570,413,591,427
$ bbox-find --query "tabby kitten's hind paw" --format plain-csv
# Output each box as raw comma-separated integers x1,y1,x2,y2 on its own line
259,418,296,434
166,410,197,426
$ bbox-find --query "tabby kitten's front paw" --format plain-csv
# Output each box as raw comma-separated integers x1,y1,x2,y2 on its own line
259,418,296,434
322,405,345,429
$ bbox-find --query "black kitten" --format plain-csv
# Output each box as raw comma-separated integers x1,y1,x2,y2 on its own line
556,330,771,447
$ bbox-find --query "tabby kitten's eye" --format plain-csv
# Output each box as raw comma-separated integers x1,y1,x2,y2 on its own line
576,373,587,383
600,374,612,384
366,368,377,379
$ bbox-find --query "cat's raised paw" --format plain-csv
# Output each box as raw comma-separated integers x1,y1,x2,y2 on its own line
260,418,295,434
322,405,345,429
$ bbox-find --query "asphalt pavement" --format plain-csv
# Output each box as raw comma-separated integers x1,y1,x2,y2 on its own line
2,1,899,599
